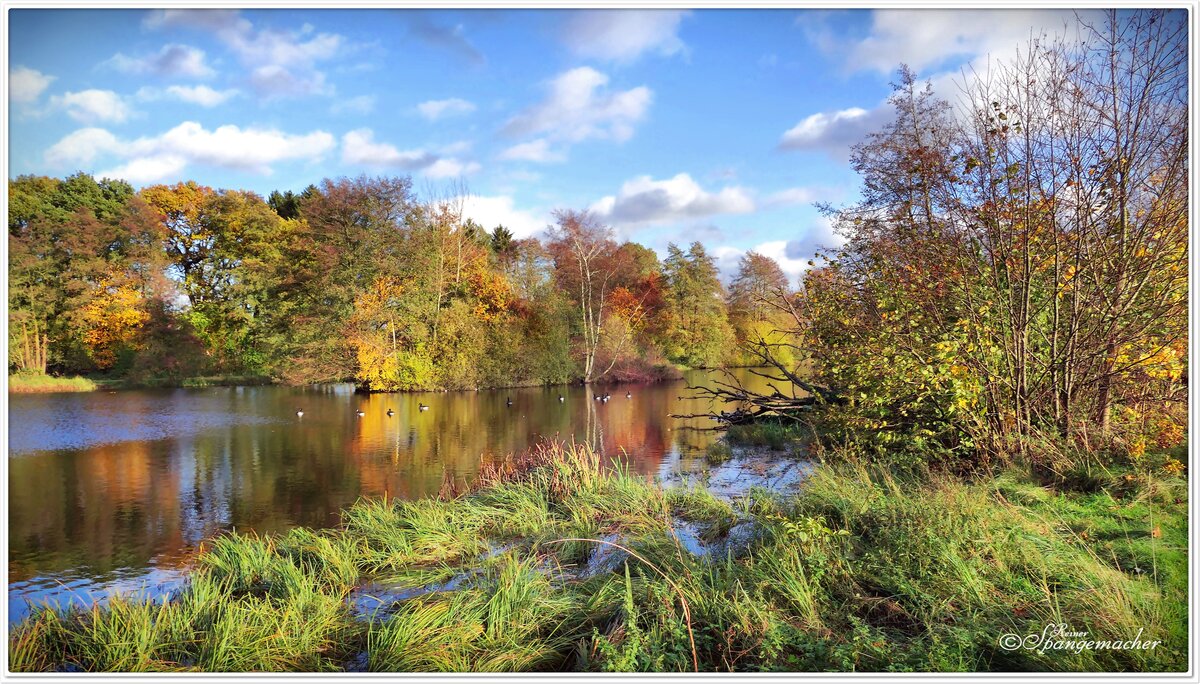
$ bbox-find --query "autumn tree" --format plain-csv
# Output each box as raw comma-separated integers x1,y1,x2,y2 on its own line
545,210,632,383
10,174,167,375
717,10,1187,462
660,242,735,368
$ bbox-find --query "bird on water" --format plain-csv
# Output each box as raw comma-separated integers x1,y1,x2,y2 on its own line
418,403,429,412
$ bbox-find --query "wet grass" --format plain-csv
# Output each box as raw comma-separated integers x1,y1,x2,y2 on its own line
10,441,1187,673
725,421,807,450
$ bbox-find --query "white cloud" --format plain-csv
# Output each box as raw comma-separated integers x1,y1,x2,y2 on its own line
143,9,242,32
416,97,476,121
502,67,651,161
98,156,188,185
764,186,819,207
749,240,818,284
340,129,479,178
458,195,549,238
46,121,335,183
10,66,55,105
711,222,842,286
782,215,845,262
341,129,435,167
105,44,215,79
844,9,1084,75
45,127,122,166
710,245,751,282
498,139,564,164
149,122,334,172
138,85,239,107
50,90,133,124
331,95,376,115
144,9,344,99
248,63,331,98
169,85,237,107
426,158,482,179
561,10,689,63
778,107,890,159
590,173,754,226
786,10,1098,163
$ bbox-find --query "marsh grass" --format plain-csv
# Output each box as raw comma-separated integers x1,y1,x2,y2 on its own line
7,372,97,393
725,421,807,450
10,440,1187,673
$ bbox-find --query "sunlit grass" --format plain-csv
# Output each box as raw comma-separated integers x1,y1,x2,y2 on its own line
9,440,1187,673
8,372,97,393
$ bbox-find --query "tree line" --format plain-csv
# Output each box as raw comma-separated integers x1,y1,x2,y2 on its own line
9,173,796,390
721,10,1187,463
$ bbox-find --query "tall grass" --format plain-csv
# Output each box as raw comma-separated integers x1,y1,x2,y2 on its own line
10,440,1187,672
8,372,97,393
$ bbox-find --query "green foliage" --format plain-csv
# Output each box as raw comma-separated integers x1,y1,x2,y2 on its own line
10,172,790,389
660,242,736,368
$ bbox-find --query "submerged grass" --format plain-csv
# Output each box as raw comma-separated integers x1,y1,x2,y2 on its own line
10,440,1187,673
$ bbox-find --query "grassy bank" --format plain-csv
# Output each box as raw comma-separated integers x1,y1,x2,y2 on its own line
8,373,276,393
8,372,97,394
10,441,1187,672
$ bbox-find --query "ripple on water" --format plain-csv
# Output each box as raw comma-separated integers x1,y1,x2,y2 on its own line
8,565,191,626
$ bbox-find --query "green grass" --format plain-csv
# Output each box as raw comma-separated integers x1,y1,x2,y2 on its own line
7,372,275,393
725,421,807,450
8,372,97,393
704,441,733,465
10,440,1188,673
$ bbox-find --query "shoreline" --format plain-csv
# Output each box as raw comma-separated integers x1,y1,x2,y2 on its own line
9,365,693,396
9,439,1186,673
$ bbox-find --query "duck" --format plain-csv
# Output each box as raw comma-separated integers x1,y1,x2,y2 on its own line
625,392,632,399
355,409,366,417
386,408,395,417
505,398,513,406
418,404,429,412
296,408,305,417
558,395,565,402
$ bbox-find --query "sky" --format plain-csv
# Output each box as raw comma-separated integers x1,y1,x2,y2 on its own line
7,7,1093,283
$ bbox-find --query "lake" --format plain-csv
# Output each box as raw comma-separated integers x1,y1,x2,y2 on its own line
7,367,798,624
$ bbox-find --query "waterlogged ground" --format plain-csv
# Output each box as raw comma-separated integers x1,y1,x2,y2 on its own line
8,369,809,623
13,440,1182,672
343,445,810,627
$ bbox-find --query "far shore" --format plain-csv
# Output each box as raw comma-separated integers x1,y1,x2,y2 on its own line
8,365,697,395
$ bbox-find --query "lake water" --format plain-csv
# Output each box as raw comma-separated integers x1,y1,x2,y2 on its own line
7,368,795,624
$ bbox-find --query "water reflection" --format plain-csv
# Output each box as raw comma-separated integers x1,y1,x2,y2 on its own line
8,368,790,622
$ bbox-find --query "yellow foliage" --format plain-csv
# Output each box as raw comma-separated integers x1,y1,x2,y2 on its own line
79,276,149,369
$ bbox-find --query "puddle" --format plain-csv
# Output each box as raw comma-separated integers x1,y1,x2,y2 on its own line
348,569,479,619
666,450,812,500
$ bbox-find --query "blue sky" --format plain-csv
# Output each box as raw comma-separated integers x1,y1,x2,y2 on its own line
7,8,1088,282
